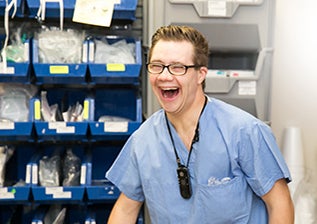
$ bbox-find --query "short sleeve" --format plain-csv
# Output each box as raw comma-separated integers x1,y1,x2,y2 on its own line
238,122,291,196
106,135,145,202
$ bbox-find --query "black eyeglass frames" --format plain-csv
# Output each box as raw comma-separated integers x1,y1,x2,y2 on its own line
146,63,201,76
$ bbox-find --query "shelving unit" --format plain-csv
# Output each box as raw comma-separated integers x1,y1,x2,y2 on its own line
0,0,144,223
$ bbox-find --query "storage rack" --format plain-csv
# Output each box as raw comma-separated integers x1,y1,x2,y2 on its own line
0,0,144,223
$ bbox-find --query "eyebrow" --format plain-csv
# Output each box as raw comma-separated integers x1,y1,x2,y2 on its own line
149,61,188,65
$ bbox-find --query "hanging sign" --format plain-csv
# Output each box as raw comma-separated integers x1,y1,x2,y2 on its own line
72,0,117,27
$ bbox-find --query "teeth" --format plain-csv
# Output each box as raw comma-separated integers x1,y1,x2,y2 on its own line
161,87,179,98
162,87,177,91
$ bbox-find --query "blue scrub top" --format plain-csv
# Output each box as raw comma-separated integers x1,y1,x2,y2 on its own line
106,97,291,224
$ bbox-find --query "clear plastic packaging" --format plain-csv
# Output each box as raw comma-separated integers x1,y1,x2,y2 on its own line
39,155,61,187
293,171,317,224
1,28,27,63
37,28,85,64
0,145,15,187
0,84,37,122
62,148,81,186
94,39,136,64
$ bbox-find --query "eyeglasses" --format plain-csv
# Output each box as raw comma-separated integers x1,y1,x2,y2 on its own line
146,63,200,76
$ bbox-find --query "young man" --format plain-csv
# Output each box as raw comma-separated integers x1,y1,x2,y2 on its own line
106,25,294,223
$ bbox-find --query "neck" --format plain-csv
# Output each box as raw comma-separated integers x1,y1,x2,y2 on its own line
167,95,206,127
166,95,206,150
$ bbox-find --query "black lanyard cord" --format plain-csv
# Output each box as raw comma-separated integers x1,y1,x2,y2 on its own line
165,97,207,168
165,97,207,199
165,115,183,167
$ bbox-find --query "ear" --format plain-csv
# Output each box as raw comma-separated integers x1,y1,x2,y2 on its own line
198,66,208,85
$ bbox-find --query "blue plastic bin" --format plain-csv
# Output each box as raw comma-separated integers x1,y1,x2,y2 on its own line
32,38,88,84
32,205,87,223
84,145,121,201
0,38,32,83
26,0,137,20
26,0,75,18
30,146,86,202
88,36,142,85
0,205,36,223
0,0,24,17
0,145,35,203
113,0,138,20
0,121,34,142
0,94,35,142
32,88,89,141
88,88,142,141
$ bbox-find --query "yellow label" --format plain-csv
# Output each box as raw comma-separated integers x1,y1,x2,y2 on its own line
106,63,125,72
83,100,89,120
34,100,41,120
49,65,69,74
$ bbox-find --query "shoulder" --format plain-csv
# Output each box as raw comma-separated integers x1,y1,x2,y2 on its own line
207,97,259,124
128,109,165,144
205,97,272,137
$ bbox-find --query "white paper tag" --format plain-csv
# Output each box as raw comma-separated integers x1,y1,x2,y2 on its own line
0,122,15,130
72,0,115,27
32,165,38,184
56,126,75,133
80,165,86,185
104,121,128,132
208,1,227,17
0,188,15,199
48,122,75,133
45,187,72,198
0,62,15,74
238,81,257,95
26,164,32,184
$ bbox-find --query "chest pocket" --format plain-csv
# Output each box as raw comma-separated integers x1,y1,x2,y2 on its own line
192,176,252,224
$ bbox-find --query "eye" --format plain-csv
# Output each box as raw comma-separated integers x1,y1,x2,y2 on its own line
149,63,163,71
170,64,185,72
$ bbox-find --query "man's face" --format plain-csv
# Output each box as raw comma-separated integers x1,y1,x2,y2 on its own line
149,40,205,115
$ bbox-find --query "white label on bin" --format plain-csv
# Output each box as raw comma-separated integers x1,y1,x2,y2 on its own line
56,126,75,133
80,165,87,185
24,42,29,62
104,121,128,132
45,187,72,198
0,62,15,74
89,42,95,62
82,42,88,63
32,165,38,184
48,122,66,129
26,164,32,184
208,1,227,17
238,81,257,95
49,122,66,129
0,188,15,199
48,122,75,133
0,122,14,130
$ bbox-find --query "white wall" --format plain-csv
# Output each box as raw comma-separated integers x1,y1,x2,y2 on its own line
271,0,317,178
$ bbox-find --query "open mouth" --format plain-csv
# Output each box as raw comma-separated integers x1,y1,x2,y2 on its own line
161,88,179,98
